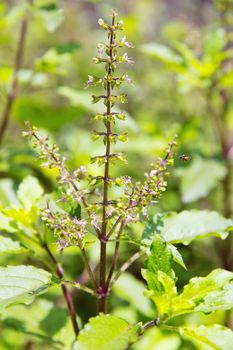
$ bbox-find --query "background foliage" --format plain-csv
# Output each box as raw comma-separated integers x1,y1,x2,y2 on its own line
0,0,233,349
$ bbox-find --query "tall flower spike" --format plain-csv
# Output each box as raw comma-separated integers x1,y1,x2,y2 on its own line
88,11,134,227
88,11,135,312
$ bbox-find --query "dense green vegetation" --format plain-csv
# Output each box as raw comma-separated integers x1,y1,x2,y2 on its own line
0,1,233,349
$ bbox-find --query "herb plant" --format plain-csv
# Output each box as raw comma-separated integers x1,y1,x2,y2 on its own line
1,10,233,350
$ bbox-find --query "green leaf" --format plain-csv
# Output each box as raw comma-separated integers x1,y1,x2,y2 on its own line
134,327,181,350
74,314,139,350
38,3,58,11
143,242,233,320
54,41,81,54
160,210,232,244
167,244,186,270
143,235,175,291
17,176,44,211
35,49,71,76
203,29,227,60
180,325,233,350
14,96,82,130
144,270,177,319
140,43,184,71
176,157,227,203
0,64,12,83
0,265,53,311
175,42,218,77
172,269,233,317
38,5,64,32
0,178,19,207
142,213,165,244
0,211,17,233
70,204,81,219
219,70,233,87
2,299,75,348
142,236,177,319
0,236,27,254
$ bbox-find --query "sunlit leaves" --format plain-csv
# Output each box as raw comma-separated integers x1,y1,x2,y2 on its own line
176,157,227,203
0,176,44,252
160,210,232,244
134,327,181,350
140,43,184,70
142,236,177,319
35,49,71,76
143,235,174,291
142,210,232,246
144,256,233,320
17,176,43,212
0,236,27,255
74,314,139,350
36,3,64,33
179,325,233,350
0,64,12,84
0,266,53,312
173,269,233,316
141,28,233,92
143,232,233,320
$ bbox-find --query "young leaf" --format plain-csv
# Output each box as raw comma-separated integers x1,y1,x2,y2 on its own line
179,325,233,350
172,269,233,317
167,244,186,270
143,235,175,292
74,314,139,350
160,210,232,244
0,265,53,311
17,176,44,211
0,236,28,254
144,270,177,319
142,236,178,319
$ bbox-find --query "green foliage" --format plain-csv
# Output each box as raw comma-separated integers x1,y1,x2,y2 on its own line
160,210,232,244
17,175,44,211
143,241,233,319
142,210,233,245
36,2,64,33
74,314,140,350
0,176,45,252
179,325,233,350
0,236,28,255
1,2,233,349
176,157,227,203
0,265,53,312
133,327,181,350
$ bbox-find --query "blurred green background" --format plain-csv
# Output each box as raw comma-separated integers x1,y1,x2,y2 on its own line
0,0,233,349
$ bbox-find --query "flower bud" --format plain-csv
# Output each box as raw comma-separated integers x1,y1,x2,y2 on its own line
98,18,104,26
